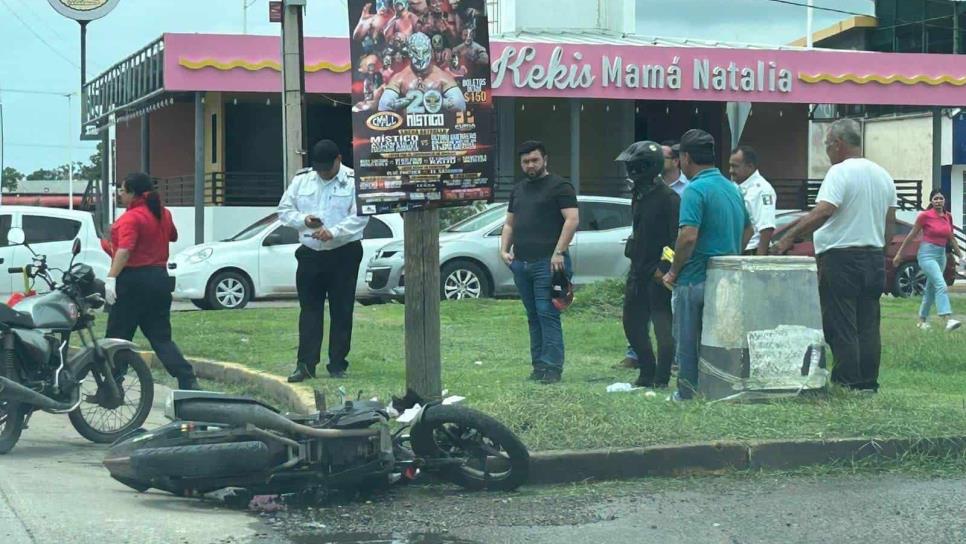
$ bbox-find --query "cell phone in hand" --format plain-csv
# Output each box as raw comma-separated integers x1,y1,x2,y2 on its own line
306,217,323,228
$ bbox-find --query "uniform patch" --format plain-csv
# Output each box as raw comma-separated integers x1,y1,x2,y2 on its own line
762,194,774,206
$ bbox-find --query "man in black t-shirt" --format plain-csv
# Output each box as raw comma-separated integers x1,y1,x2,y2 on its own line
500,141,579,384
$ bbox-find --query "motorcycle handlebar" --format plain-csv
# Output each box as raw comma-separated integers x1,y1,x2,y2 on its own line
8,267,24,274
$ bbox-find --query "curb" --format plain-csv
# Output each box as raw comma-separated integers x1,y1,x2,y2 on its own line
138,353,966,485
138,352,316,413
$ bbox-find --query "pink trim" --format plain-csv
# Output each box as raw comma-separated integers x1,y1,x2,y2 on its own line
163,33,966,106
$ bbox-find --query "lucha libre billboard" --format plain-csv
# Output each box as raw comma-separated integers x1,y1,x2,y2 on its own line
348,0,495,215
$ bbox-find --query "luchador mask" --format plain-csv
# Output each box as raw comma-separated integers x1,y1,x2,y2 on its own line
409,32,433,72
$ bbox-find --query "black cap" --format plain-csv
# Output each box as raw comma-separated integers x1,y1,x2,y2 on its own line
679,129,715,156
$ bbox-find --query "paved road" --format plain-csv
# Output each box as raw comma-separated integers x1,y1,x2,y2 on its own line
0,384,273,544
272,473,966,544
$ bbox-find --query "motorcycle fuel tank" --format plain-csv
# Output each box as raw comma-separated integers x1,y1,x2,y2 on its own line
15,291,78,330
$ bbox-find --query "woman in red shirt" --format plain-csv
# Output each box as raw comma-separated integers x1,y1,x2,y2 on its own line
894,189,965,331
105,173,199,390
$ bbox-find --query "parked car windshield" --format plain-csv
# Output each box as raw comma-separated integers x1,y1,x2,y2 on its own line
227,214,278,241
444,205,507,233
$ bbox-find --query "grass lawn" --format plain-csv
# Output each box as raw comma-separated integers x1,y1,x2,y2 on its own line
115,286,966,452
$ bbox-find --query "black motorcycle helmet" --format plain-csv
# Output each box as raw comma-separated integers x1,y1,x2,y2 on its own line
615,140,664,187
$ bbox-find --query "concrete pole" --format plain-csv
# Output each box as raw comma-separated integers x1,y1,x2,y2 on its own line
67,94,74,210
195,92,206,244
806,0,814,49
570,99,581,194
933,106,943,207
281,0,307,187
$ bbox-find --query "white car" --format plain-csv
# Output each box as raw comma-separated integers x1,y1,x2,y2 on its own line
168,213,404,310
365,196,634,301
0,206,110,299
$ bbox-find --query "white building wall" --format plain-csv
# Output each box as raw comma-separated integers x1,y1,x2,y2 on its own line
809,114,954,210
491,0,635,34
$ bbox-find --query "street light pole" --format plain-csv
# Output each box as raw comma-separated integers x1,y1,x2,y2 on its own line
805,0,814,48
67,93,74,210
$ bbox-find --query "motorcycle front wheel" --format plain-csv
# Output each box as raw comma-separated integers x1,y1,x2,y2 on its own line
68,349,154,444
0,355,26,455
410,405,530,491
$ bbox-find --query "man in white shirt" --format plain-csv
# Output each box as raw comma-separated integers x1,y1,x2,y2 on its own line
278,140,370,382
729,145,777,255
662,142,689,196
775,119,897,393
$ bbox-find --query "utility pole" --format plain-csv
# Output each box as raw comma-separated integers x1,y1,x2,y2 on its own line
280,0,307,187
243,0,257,34
805,0,814,48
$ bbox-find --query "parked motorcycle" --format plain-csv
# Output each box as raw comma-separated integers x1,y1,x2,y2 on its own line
103,390,530,498
0,229,155,454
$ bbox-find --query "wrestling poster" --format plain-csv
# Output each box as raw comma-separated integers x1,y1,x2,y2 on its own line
347,0,494,215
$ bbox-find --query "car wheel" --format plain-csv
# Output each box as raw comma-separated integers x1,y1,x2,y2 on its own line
440,260,492,301
190,299,213,310
206,271,252,310
892,262,926,298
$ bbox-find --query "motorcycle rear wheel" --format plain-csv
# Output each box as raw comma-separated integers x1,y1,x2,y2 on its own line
410,405,530,491
0,355,26,455
68,349,154,444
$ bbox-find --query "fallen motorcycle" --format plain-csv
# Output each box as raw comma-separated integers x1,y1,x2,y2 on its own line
103,390,529,497
0,230,154,454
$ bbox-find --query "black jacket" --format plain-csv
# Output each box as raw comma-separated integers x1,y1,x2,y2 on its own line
625,183,680,280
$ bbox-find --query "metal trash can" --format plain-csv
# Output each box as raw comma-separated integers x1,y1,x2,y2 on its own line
698,256,829,401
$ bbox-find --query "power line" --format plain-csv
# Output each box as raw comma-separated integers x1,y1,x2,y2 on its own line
759,0,870,18
7,142,95,149
0,0,79,69
0,88,74,97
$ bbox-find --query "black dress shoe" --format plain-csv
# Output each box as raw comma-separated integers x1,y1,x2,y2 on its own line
540,370,562,384
178,377,201,391
287,364,316,383
328,370,347,379
528,368,545,381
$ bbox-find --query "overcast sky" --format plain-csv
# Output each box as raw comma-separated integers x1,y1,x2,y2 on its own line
0,0,875,174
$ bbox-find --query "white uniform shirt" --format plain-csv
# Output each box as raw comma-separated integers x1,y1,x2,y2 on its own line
277,164,369,251
666,172,689,196
813,158,897,255
738,170,778,252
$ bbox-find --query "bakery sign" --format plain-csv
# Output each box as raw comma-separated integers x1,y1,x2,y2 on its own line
489,42,966,106
47,0,121,21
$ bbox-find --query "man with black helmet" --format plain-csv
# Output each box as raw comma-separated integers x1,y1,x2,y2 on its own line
616,141,680,388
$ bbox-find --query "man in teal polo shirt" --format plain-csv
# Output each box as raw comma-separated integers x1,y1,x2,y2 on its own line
662,129,752,401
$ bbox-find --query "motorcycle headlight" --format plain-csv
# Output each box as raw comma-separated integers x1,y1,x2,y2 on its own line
188,248,213,264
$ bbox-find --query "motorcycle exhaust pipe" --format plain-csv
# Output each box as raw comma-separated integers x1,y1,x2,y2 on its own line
0,376,79,412
178,400,380,439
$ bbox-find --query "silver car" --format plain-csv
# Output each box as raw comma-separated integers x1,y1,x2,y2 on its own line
364,196,634,301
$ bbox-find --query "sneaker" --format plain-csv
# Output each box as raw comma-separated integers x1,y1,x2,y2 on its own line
917,321,932,330
527,368,545,381
666,390,686,402
945,319,961,332
540,370,562,384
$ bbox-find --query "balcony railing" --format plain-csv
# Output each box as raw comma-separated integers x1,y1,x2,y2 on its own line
154,172,285,207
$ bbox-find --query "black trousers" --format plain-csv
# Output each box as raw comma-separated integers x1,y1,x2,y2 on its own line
816,248,885,390
106,266,196,384
295,242,363,373
623,272,675,386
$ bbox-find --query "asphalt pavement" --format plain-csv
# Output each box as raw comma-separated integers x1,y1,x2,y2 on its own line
0,384,274,544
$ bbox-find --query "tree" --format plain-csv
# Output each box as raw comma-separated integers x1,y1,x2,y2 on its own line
26,168,59,181
2,167,24,192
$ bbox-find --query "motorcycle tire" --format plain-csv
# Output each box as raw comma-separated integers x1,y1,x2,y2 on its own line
0,354,26,455
410,405,529,492
130,441,273,480
69,349,154,444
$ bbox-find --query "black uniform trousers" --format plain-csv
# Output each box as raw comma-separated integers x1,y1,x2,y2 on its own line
816,248,885,391
295,241,363,373
623,272,675,387
106,266,196,385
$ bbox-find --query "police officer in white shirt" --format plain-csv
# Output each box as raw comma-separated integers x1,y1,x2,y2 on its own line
278,140,369,382
729,145,777,255
661,142,689,196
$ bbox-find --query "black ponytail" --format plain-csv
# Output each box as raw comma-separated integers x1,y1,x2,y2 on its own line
123,172,163,220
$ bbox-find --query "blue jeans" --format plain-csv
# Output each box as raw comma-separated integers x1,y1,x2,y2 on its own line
918,242,952,318
672,282,705,399
510,255,572,372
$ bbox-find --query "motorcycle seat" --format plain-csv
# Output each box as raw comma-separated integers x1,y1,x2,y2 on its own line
0,303,34,329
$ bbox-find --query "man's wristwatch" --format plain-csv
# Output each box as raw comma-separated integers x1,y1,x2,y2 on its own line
553,250,564,257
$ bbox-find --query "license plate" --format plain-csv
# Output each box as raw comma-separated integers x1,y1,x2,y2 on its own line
365,271,373,283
